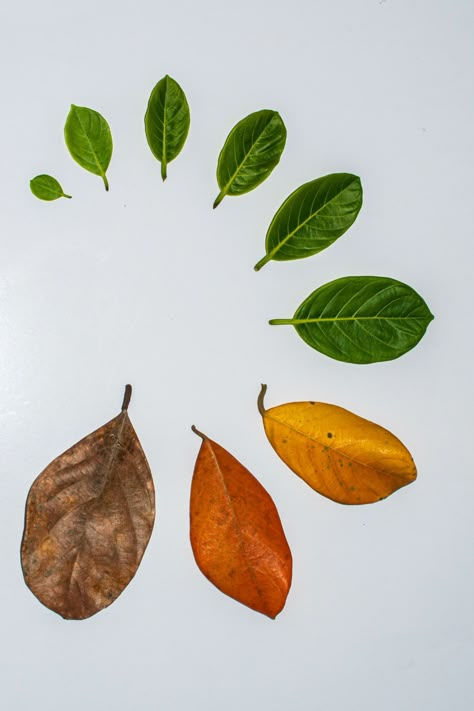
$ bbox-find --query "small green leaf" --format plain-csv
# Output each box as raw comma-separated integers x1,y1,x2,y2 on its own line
213,109,286,208
30,175,71,201
144,75,190,181
254,173,362,271
64,105,113,190
269,276,434,364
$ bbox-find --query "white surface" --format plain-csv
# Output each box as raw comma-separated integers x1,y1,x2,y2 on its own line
1,1,473,709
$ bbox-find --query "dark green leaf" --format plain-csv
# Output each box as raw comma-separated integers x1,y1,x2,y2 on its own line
270,276,434,364
64,105,113,190
30,175,71,201
254,173,362,271
144,75,190,181
213,110,286,208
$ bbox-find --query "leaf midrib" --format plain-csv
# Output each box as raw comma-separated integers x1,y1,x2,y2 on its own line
265,412,412,482
266,177,358,261
205,440,267,609
73,107,106,179
219,114,277,196
290,315,427,324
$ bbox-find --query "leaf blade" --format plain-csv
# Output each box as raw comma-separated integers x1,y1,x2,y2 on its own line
270,276,434,363
21,386,155,619
30,174,71,200
190,427,292,618
214,109,286,207
64,105,113,190
259,385,417,505
254,173,362,270
144,75,190,181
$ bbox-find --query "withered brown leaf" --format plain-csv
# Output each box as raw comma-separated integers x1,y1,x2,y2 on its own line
21,385,155,620
190,426,292,618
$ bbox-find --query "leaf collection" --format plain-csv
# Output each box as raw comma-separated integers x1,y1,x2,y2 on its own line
23,74,435,620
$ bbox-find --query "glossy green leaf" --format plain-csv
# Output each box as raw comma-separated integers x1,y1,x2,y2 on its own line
254,173,362,271
64,105,113,190
144,75,190,181
270,276,434,364
30,175,71,201
213,110,286,208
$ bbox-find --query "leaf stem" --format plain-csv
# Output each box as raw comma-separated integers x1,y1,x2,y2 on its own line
62,193,72,199
257,384,267,416
191,425,207,440
161,160,167,182
213,188,226,209
102,174,110,191
268,319,293,326
254,253,272,271
122,384,132,411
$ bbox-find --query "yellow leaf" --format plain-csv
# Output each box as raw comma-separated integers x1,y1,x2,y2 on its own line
258,385,416,505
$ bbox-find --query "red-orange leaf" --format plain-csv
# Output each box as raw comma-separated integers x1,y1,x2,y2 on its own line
21,386,155,619
190,426,292,618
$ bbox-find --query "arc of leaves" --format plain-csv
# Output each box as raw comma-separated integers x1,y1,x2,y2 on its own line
190,426,292,618
144,75,190,181
21,386,155,620
254,173,362,271
258,384,417,505
64,105,113,190
213,109,287,208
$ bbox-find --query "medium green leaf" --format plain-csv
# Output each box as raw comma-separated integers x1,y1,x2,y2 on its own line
30,175,71,201
254,173,362,271
213,110,286,208
270,276,434,364
64,105,113,190
144,75,190,181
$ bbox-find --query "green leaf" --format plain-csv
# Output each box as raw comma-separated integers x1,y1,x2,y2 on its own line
254,173,362,271
269,276,434,364
30,175,71,201
64,105,113,190
144,75,190,181
213,109,286,208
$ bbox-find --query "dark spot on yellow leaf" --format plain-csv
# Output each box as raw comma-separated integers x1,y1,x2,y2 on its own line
327,432,333,438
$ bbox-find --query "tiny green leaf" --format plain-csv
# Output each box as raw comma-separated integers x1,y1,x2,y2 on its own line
213,109,286,208
254,173,362,271
144,75,190,181
64,105,113,190
30,175,71,201
269,276,434,364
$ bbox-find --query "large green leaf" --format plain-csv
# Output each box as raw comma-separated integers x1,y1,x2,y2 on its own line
64,105,113,190
254,173,362,271
30,174,71,201
270,276,434,364
213,109,286,208
144,75,190,181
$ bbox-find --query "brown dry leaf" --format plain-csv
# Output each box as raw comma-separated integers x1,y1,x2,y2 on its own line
21,385,155,619
258,384,417,505
190,426,292,619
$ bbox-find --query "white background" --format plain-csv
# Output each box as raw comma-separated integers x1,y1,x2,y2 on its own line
1,1,473,709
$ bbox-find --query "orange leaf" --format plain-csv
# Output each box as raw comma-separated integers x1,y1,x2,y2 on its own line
258,385,416,505
190,427,292,618
21,386,155,619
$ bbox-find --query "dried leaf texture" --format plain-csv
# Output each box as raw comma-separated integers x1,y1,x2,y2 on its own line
21,386,155,619
259,385,416,505
190,428,292,619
